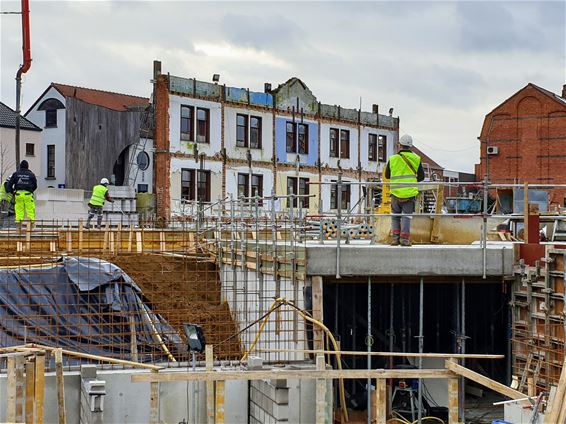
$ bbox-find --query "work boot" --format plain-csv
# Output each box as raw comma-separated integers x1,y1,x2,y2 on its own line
400,238,412,247
390,236,400,246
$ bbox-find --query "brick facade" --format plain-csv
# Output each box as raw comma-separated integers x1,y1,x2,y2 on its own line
154,74,170,220
475,83,566,207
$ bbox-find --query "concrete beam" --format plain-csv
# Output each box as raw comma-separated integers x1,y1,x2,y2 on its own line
306,244,514,277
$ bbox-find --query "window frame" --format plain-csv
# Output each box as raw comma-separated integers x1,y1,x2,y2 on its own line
45,109,57,128
298,123,309,154
287,176,309,208
286,121,296,153
237,173,249,198
378,135,387,162
330,128,339,158
180,105,194,141
368,134,377,162
25,143,35,157
250,116,262,149
236,114,248,148
340,129,350,159
196,108,210,143
181,168,195,201
251,174,263,198
46,145,56,179
196,169,211,202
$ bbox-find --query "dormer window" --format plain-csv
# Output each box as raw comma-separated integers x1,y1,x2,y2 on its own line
38,98,65,129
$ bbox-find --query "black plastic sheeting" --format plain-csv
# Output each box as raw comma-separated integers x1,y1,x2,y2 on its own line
0,257,185,362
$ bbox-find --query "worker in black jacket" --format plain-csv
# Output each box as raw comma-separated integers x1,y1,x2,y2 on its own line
8,160,37,229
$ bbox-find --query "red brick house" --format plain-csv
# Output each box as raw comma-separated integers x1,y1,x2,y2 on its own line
475,83,566,207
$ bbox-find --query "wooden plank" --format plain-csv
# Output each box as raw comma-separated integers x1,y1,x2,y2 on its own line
65,230,72,252
130,316,139,363
136,230,143,253
312,276,324,351
25,358,35,424
253,348,504,359
215,380,225,424
149,370,159,424
546,358,566,423
315,355,326,424
7,356,17,422
78,219,84,251
16,355,25,422
35,354,45,424
132,368,454,383
205,345,215,424
448,376,459,423
375,378,386,424
445,360,525,400
55,348,67,424
128,227,133,252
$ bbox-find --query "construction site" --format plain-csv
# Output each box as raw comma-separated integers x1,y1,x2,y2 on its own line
1,177,566,424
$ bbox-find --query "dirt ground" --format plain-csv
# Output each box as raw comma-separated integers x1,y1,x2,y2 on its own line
102,253,242,360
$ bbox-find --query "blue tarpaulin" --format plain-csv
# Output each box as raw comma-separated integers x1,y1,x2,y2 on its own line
0,257,184,361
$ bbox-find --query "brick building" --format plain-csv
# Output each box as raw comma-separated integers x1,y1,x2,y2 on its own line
475,83,566,207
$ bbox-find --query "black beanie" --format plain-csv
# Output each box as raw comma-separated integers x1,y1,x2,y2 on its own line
19,160,29,169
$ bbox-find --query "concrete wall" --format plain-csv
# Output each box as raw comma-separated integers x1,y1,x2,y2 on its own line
26,86,66,189
127,138,154,193
220,264,308,363
224,105,273,163
35,188,88,222
0,365,325,423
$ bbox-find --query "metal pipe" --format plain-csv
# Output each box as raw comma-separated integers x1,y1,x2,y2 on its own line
336,173,342,279
418,277,424,424
367,276,372,424
460,278,466,422
482,176,488,279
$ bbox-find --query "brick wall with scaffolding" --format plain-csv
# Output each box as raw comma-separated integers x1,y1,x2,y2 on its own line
0,213,310,367
512,248,566,392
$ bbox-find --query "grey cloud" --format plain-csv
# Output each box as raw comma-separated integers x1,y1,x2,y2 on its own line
221,13,305,50
456,1,561,53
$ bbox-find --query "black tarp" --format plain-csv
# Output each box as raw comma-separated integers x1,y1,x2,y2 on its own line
0,257,184,361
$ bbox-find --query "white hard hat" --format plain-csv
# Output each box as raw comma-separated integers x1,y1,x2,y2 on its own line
399,134,413,147
100,178,109,185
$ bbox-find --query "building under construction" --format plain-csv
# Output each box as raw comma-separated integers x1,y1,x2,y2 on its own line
2,176,566,423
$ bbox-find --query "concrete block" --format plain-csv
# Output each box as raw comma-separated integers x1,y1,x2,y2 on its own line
275,388,289,404
247,356,264,370
81,365,97,379
273,402,289,421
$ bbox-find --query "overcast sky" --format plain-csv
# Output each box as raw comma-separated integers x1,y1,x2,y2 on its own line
1,0,564,172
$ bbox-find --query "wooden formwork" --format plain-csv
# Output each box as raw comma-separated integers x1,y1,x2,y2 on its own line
512,248,566,392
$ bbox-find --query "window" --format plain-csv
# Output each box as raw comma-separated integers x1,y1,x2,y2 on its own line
298,123,308,154
180,105,194,141
238,173,263,200
196,108,209,143
330,128,339,158
136,151,150,171
340,130,350,159
196,170,211,202
181,169,211,202
137,184,148,193
286,122,296,153
45,109,57,128
368,134,377,162
238,173,249,198
378,135,387,162
331,181,351,210
25,143,35,156
287,177,310,208
181,169,195,200
250,116,262,149
236,114,248,147
251,174,263,197
47,145,55,178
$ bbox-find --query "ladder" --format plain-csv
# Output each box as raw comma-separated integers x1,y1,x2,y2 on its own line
518,351,542,392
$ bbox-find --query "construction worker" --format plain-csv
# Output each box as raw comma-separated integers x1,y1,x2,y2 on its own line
0,178,13,208
8,160,37,230
384,134,425,246
85,178,113,229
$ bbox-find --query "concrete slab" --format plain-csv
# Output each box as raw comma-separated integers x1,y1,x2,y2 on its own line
306,244,514,277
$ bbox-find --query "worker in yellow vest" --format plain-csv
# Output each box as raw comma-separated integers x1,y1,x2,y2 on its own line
0,177,14,222
85,178,114,229
384,134,425,246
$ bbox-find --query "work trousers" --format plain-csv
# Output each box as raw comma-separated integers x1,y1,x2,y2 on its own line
86,204,104,228
391,195,415,240
14,191,35,223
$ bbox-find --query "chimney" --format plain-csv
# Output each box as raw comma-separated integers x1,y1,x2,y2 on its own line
153,60,162,79
372,104,379,114
562,84,566,99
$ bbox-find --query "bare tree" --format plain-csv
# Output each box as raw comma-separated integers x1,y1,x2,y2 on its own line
0,142,15,183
